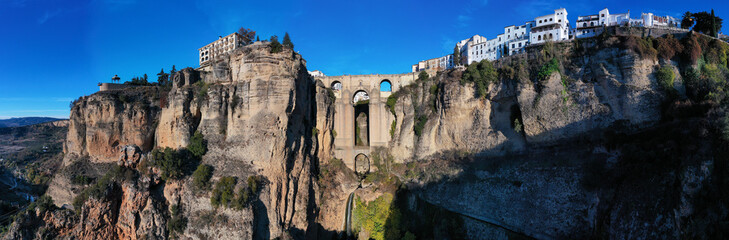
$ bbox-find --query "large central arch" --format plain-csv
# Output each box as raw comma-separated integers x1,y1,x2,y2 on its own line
353,90,370,146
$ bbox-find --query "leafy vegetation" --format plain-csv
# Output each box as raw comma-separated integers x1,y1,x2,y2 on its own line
167,204,188,237
192,164,214,192
385,94,397,116
210,176,236,208
149,148,186,181
623,36,658,60
390,120,396,138
655,34,683,60
656,65,678,98
282,32,294,50
418,71,429,81
188,131,207,158
72,165,138,212
352,193,402,240
28,195,55,213
71,175,92,185
461,59,498,98
269,35,283,53
513,118,523,133
413,115,428,137
237,27,256,45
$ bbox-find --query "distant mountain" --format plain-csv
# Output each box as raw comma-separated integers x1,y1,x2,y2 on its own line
0,117,66,128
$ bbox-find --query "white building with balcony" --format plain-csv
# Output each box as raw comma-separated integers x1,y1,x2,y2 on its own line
576,8,631,38
198,33,244,66
641,13,681,28
530,8,570,44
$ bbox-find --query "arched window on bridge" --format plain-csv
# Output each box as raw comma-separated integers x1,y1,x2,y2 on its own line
332,81,342,91
380,80,392,92
352,90,369,104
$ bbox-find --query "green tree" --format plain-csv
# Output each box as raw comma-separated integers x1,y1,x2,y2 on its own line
453,45,460,66
711,9,717,37
157,68,169,86
188,131,207,158
690,11,723,35
237,27,256,45
153,147,185,180
269,35,283,53
211,177,237,208
192,164,214,191
170,65,177,75
282,32,294,50
256,36,260,42
681,11,694,29
418,71,429,81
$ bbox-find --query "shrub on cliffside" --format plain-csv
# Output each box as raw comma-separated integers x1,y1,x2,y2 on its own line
192,164,213,191
462,59,497,98
150,147,194,181
656,66,678,98
210,177,236,208
352,193,402,240
188,131,207,158
167,204,188,237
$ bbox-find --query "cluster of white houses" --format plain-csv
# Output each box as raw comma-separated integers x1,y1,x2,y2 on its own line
412,8,682,72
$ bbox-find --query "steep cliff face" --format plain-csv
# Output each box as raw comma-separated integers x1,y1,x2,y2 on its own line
63,90,163,164
40,42,321,239
364,34,728,239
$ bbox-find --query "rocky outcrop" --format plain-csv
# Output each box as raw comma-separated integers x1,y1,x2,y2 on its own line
63,89,163,164
44,42,321,240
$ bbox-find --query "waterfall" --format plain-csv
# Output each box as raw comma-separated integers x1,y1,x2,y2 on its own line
344,191,355,237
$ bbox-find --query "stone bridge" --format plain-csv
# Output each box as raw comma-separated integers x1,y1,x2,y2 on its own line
316,72,427,172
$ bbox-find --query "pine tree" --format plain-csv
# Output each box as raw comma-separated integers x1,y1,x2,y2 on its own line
170,65,177,75
157,68,169,86
269,36,283,53
282,32,294,50
256,36,260,42
453,45,460,66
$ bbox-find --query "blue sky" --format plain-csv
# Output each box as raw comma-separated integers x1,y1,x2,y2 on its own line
0,0,726,119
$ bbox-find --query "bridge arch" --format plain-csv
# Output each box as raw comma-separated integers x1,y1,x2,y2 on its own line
331,81,342,91
352,90,370,104
354,153,370,175
352,90,370,146
380,79,392,92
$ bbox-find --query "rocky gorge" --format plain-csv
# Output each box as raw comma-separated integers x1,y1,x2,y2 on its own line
3,29,729,240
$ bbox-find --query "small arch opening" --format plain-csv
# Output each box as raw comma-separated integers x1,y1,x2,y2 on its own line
380,79,392,92
331,81,342,91
354,153,370,175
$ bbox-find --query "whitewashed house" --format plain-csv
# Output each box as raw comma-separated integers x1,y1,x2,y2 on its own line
576,8,631,38
641,13,681,28
457,35,488,65
530,8,570,44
